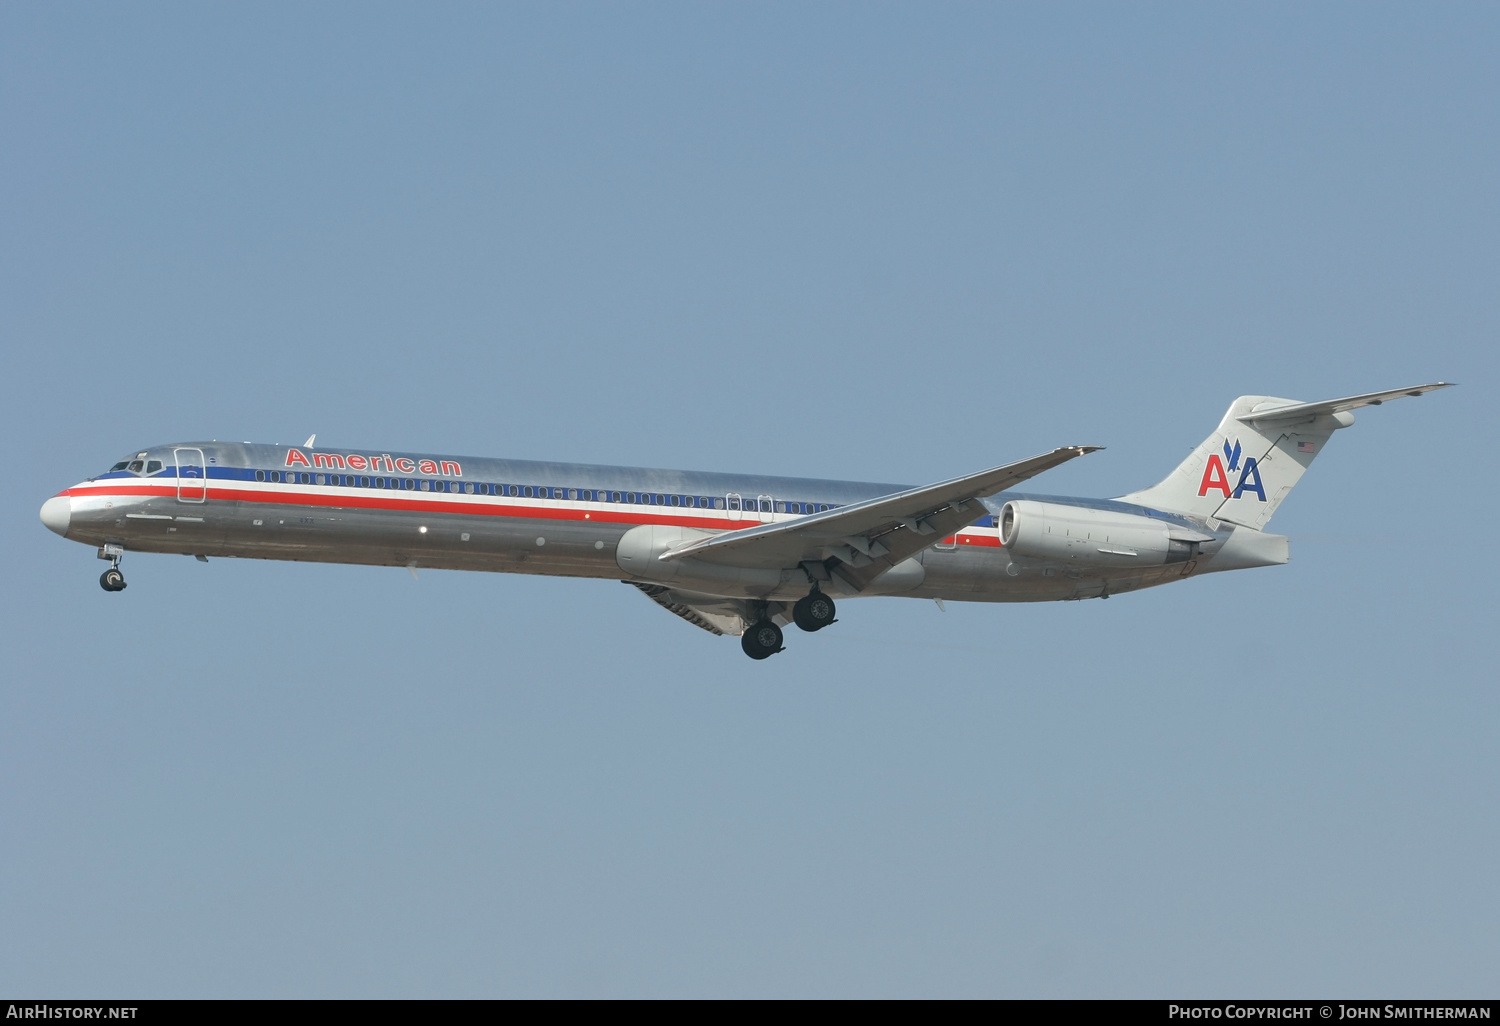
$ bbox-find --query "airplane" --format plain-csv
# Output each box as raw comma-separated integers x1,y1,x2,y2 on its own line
40,383,1450,659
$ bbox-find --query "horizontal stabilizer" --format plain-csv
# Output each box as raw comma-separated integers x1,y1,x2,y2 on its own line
1238,382,1453,425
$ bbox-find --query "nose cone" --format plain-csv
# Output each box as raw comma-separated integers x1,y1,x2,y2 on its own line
40,495,72,537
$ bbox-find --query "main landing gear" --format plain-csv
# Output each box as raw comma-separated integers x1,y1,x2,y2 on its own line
98,543,126,592
740,590,838,660
741,620,784,660
792,590,836,633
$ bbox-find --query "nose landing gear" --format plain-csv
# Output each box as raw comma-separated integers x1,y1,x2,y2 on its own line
97,543,127,592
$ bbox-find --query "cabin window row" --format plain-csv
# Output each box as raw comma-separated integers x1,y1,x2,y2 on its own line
253,470,837,514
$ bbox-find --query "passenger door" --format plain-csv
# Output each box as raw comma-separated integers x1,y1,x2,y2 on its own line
175,448,207,503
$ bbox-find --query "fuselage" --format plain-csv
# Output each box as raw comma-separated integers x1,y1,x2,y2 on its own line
41,440,1257,604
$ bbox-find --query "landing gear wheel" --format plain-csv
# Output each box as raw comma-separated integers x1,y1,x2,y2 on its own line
740,620,784,660
792,591,836,632
100,568,126,592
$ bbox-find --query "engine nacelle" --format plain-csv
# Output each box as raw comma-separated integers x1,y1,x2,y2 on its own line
999,499,1201,567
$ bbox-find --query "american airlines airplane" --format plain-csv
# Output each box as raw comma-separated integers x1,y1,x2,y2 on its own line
40,384,1450,659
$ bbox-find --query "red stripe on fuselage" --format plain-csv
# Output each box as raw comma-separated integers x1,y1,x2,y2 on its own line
65,483,1005,542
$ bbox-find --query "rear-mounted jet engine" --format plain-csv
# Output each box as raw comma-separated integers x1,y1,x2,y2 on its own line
998,499,1211,567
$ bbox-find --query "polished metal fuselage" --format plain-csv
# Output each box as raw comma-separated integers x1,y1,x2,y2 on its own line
51,441,1239,603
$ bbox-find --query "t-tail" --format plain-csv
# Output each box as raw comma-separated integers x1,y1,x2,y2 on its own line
1119,383,1453,528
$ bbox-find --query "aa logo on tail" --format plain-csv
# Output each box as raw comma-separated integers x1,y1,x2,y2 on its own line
1198,440,1266,501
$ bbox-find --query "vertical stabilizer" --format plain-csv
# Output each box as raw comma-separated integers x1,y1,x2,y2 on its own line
1120,395,1345,528
1119,384,1451,528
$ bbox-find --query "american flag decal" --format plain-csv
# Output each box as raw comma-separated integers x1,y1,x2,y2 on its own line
1297,441,1316,453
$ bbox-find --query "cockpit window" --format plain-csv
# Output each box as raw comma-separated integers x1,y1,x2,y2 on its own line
145,460,163,474
127,460,144,473
110,461,130,472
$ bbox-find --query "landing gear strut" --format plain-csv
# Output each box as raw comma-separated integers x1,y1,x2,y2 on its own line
98,544,126,592
741,620,784,660
792,590,836,632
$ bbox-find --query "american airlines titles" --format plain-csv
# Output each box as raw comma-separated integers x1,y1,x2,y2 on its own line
284,449,462,477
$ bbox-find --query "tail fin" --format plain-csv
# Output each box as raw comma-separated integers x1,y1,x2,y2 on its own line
1119,383,1452,529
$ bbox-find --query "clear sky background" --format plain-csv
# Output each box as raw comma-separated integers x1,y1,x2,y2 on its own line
2,2,1496,998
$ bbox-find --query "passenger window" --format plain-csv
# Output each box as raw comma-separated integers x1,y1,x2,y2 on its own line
255,470,265,482
715,498,725,509
360,477,369,487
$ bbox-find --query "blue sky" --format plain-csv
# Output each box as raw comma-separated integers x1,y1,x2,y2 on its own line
2,2,1495,997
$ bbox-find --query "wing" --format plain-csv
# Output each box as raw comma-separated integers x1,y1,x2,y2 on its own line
1237,382,1454,425
659,446,1101,591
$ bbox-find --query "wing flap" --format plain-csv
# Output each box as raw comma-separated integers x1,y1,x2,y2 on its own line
628,582,748,636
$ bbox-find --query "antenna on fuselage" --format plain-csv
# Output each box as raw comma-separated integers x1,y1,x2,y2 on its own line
303,434,316,447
